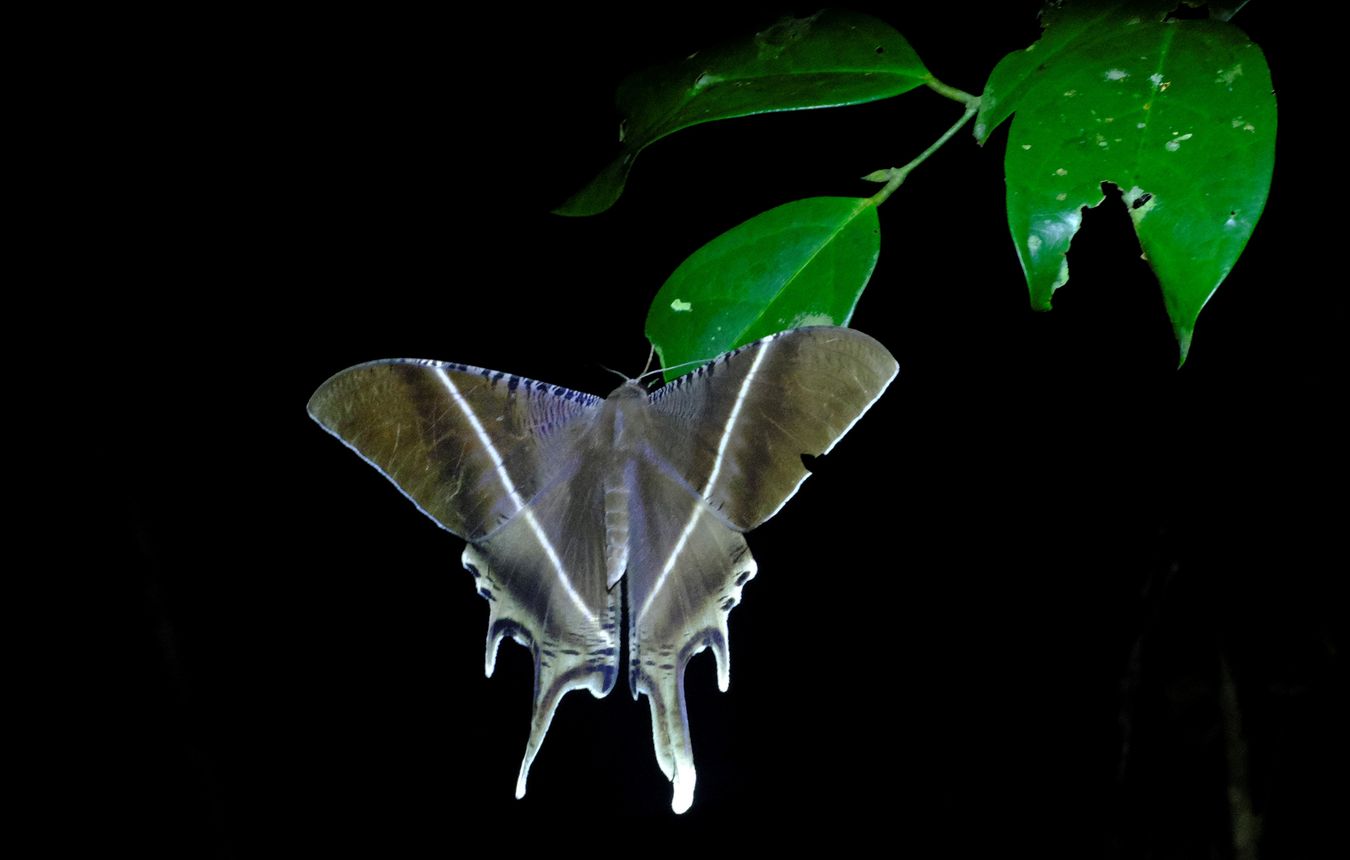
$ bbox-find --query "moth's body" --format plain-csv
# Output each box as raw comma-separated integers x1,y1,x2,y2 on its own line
598,382,646,589
308,327,897,813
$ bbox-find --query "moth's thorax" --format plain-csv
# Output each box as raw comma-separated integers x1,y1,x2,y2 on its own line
600,380,653,453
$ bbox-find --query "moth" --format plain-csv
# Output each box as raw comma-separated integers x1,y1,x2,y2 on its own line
308,326,897,812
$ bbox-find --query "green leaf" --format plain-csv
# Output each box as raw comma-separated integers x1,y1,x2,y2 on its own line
984,5,1275,363
557,10,930,217
975,1,1175,146
646,197,880,381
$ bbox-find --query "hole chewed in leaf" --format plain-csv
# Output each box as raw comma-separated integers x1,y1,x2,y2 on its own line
1121,183,1157,221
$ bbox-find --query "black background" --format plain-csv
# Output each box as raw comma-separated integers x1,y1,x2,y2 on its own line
107,4,1342,856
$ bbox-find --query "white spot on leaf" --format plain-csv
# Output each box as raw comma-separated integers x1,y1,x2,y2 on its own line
1055,167,1068,176
1029,212,1082,276
692,71,722,91
1164,132,1193,152
1223,208,1252,231
1215,64,1244,86
1105,69,1129,81
791,312,836,327
1038,216,1078,249
670,299,693,312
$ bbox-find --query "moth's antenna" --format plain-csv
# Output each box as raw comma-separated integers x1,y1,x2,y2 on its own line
634,354,716,388
598,364,630,383
601,345,658,385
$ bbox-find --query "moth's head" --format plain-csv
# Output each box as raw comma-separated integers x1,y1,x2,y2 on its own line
605,379,649,401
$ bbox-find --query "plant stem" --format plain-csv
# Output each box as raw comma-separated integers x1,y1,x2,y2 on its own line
869,99,979,206
925,77,976,104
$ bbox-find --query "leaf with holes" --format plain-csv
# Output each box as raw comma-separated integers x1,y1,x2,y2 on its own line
646,197,880,381
557,10,930,216
978,3,1275,363
974,1,1177,146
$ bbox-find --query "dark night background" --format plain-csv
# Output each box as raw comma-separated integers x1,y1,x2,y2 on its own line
104,4,1342,856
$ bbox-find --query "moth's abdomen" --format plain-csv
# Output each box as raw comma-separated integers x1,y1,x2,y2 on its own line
603,460,634,589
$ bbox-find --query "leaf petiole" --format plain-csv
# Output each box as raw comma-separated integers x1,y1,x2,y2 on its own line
925,77,976,105
868,97,979,206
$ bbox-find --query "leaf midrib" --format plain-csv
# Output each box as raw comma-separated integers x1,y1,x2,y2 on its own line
730,198,874,347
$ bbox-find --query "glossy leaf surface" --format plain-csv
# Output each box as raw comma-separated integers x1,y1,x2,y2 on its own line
558,10,929,216
647,197,880,381
974,1,1175,146
980,3,1275,362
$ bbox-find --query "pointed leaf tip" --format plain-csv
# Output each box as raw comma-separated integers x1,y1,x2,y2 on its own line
995,7,1273,359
